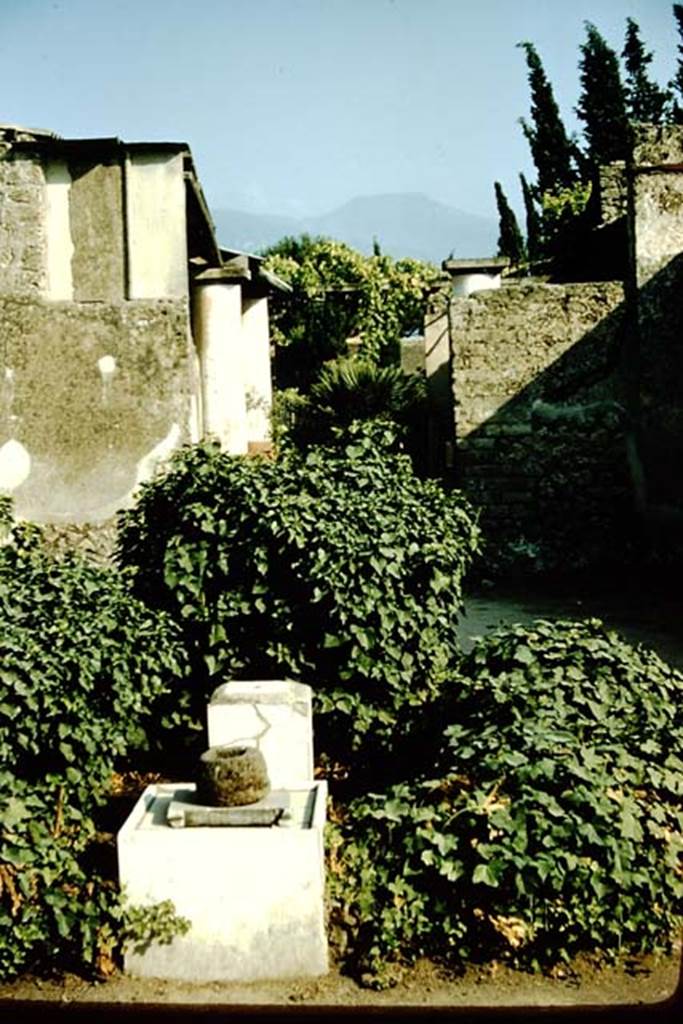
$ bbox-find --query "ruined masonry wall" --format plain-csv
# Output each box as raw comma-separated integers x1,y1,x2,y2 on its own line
0,149,47,296
451,281,625,438
449,281,630,568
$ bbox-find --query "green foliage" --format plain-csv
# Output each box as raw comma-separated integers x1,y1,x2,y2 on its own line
121,899,191,956
286,357,426,455
672,5,683,123
519,173,543,267
540,181,594,276
517,41,578,196
328,619,683,986
261,236,440,390
622,18,671,124
494,182,525,265
0,521,188,978
576,22,630,166
116,423,480,777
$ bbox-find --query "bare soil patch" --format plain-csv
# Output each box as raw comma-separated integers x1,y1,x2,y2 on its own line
0,948,679,1010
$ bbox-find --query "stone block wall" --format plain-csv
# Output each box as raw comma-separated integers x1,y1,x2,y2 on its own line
0,148,47,296
447,280,631,568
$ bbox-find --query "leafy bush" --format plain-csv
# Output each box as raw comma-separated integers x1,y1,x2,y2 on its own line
328,618,683,986
116,422,480,777
0,522,188,978
261,235,440,389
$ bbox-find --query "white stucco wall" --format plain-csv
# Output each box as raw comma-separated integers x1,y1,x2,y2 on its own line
451,272,502,297
125,152,188,299
193,280,248,453
44,159,74,300
241,295,272,444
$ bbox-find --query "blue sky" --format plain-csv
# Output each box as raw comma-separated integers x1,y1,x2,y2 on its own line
0,0,677,221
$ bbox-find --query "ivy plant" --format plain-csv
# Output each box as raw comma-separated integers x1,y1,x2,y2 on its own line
116,421,480,779
328,618,683,986
0,520,189,978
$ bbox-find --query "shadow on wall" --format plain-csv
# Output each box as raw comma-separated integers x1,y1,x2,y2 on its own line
450,253,683,573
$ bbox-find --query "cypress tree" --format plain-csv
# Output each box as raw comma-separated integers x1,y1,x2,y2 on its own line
622,17,671,123
520,172,543,264
576,22,630,165
671,4,683,123
517,41,577,194
494,181,525,265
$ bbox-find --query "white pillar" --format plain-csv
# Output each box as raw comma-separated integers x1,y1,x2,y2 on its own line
241,296,272,445
44,160,74,300
192,281,248,453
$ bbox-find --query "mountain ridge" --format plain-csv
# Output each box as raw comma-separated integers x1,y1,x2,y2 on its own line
212,192,497,265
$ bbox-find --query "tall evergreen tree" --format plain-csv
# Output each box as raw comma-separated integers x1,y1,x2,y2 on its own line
622,17,671,123
671,4,683,123
494,182,525,265
517,41,577,195
576,22,630,165
520,172,543,264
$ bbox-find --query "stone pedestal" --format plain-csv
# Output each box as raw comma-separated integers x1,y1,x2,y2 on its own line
117,781,328,982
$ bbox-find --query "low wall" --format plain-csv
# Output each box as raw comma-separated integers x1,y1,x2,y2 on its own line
447,280,632,569
0,296,197,524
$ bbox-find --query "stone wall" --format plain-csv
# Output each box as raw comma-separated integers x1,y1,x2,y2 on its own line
0,147,47,296
446,280,632,569
0,297,196,524
627,125,683,525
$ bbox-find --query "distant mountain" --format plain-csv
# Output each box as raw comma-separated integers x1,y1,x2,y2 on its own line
212,193,497,265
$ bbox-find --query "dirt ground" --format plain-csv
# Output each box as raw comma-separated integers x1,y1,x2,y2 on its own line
0,947,680,1010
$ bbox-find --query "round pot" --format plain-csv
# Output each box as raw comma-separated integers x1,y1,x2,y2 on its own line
197,745,270,807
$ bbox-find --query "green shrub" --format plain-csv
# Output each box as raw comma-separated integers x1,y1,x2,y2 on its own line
116,421,480,778
328,619,683,986
0,523,188,978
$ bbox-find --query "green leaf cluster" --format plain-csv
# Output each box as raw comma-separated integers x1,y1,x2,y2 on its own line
0,522,189,978
261,235,440,390
116,422,480,777
328,618,682,986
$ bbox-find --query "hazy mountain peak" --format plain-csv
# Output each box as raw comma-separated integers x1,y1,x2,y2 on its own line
212,193,497,263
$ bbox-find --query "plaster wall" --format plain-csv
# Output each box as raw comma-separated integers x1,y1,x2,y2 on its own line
125,152,188,299
0,149,47,296
241,295,272,445
0,296,195,523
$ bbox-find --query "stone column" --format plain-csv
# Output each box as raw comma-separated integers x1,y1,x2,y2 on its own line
241,295,273,448
192,279,248,453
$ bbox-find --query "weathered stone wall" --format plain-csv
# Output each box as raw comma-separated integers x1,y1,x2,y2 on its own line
448,280,631,568
0,148,47,296
451,281,625,437
0,297,196,524
627,125,683,522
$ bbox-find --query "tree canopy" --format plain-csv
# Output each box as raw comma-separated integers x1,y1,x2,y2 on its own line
261,235,440,391
576,22,630,166
494,181,525,265
517,41,578,196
